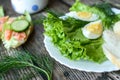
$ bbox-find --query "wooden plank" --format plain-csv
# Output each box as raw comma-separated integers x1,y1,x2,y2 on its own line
61,0,103,6
47,0,70,13
1,0,120,80
62,0,120,9
102,0,120,8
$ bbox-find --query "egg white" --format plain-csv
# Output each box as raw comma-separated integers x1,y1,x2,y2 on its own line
65,11,99,21
82,20,103,39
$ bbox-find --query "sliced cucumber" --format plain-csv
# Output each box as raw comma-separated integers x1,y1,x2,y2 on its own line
11,20,29,32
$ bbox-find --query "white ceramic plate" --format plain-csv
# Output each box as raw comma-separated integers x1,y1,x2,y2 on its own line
44,36,119,72
44,8,120,72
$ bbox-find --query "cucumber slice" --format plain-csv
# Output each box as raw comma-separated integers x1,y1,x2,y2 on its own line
11,20,29,32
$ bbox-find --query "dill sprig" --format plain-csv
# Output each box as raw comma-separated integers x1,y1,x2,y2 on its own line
0,51,54,80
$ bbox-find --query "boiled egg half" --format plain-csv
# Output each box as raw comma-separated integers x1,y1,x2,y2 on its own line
65,11,99,21
82,20,103,39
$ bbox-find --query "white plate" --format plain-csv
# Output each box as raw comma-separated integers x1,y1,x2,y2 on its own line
44,8,120,72
44,36,119,72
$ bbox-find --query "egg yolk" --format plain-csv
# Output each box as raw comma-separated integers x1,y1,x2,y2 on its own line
77,12,92,19
86,23,102,34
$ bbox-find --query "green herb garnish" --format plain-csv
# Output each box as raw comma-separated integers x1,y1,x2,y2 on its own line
0,51,54,80
70,0,120,29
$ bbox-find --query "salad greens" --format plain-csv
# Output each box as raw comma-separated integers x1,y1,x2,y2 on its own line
44,0,120,63
44,13,106,63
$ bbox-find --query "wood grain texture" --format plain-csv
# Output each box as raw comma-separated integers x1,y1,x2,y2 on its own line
102,0,120,9
61,0,103,6
1,0,120,80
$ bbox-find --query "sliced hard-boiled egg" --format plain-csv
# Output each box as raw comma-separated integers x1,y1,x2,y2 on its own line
113,21,120,36
65,11,99,21
82,20,103,39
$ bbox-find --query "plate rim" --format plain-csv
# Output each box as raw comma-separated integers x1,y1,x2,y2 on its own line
44,35,120,73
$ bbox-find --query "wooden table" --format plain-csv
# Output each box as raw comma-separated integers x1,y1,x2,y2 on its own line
1,0,120,80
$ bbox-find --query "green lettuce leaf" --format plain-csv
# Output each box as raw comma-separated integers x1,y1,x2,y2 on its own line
24,11,32,22
43,13,107,63
84,38,106,62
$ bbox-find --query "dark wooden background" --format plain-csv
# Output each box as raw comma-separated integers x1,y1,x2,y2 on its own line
1,0,120,80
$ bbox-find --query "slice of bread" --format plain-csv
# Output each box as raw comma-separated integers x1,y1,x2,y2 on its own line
102,30,120,68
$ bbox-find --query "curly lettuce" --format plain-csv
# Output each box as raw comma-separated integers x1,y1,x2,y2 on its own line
43,13,107,63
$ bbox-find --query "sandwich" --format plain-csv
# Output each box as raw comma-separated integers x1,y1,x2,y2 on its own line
0,10,33,49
